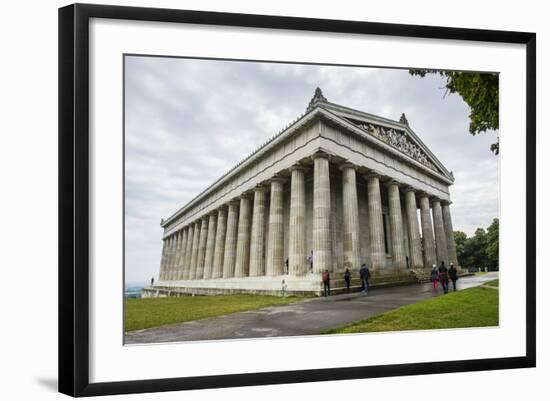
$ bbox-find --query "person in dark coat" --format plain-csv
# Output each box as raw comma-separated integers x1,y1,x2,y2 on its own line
150,277,154,287
322,269,331,296
359,264,370,294
438,261,449,294
285,257,289,274
344,268,351,293
448,263,458,291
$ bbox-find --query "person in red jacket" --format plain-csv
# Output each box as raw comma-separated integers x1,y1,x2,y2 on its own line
430,264,439,290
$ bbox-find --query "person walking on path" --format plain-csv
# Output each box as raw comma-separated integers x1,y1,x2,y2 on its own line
430,265,439,290
344,268,351,293
448,263,458,291
322,269,331,296
438,261,449,294
307,251,314,272
359,263,370,294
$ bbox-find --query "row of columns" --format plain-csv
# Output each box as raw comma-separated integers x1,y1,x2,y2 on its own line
158,154,458,281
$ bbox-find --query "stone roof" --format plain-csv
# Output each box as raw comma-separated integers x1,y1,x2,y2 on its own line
217,87,451,184
161,88,453,227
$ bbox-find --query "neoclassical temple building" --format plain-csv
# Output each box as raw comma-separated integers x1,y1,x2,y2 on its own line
145,88,460,297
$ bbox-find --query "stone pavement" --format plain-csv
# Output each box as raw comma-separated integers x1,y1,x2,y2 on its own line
125,272,498,344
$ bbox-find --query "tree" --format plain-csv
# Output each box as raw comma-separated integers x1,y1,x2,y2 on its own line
472,228,489,269
452,220,499,270
453,230,468,266
460,227,488,269
409,70,499,155
461,234,475,268
486,218,499,270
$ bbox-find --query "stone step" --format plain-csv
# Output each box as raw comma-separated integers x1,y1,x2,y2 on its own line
145,270,422,298
410,268,434,283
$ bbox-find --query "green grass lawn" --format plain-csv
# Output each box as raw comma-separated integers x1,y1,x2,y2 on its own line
475,271,489,276
125,294,308,332
322,286,499,334
485,279,499,287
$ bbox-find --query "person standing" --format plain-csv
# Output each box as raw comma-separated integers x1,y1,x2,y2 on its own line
307,250,314,272
281,279,287,297
322,269,330,296
359,263,370,294
150,277,154,287
359,264,366,292
344,268,351,293
448,263,458,291
285,257,289,274
430,264,439,290
438,261,449,294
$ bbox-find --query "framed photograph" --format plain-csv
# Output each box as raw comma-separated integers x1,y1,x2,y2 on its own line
58,2,536,397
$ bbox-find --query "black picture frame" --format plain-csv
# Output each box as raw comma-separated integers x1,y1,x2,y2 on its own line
58,3,536,397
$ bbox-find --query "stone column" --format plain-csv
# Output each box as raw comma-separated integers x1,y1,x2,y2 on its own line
288,165,307,276
181,226,191,279
170,231,182,280
366,172,386,272
183,224,194,280
442,201,459,266
266,178,285,276
203,213,217,279
249,187,267,276
312,154,332,273
222,201,239,278
341,162,360,272
176,227,188,280
161,236,170,281
173,233,181,279
178,230,187,279
419,194,437,268
330,178,340,272
176,230,185,279
166,235,175,281
234,196,252,278
404,189,424,269
432,198,449,266
387,181,407,270
188,221,201,280
401,201,410,262
212,208,227,279
195,217,209,280
158,238,168,281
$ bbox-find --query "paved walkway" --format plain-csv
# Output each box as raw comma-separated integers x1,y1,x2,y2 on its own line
125,272,498,344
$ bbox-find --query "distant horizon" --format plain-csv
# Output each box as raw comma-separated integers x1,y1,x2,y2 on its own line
125,281,150,290
124,55,499,284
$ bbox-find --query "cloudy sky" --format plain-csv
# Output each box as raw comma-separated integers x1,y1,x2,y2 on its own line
124,56,499,285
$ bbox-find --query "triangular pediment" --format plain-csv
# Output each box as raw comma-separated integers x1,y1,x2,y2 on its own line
343,116,444,175
305,90,452,181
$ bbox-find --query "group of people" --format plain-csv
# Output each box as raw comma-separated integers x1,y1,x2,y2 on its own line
289,251,459,297
430,261,458,294
321,263,371,297
321,259,458,298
